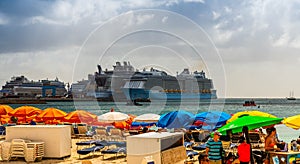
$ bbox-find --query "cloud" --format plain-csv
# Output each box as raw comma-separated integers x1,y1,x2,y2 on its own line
183,0,205,3
0,12,9,25
212,11,220,20
1,0,300,97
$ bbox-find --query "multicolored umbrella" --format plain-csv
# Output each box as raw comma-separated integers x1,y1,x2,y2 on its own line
0,105,13,115
227,110,276,123
218,115,283,135
282,114,300,130
98,112,129,123
133,113,160,122
64,110,97,124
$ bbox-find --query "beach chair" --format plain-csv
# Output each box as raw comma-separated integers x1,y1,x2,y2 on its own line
76,140,97,150
10,139,27,160
186,150,199,162
77,145,104,159
231,133,241,144
0,126,6,135
192,143,206,151
0,141,11,161
76,124,88,138
94,127,109,140
109,128,123,141
101,146,127,160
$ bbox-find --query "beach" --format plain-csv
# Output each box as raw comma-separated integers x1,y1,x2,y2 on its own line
1,138,128,164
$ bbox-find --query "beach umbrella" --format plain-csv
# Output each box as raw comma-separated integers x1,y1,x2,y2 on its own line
157,110,195,129
194,111,231,131
37,107,67,121
227,110,276,123
217,115,283,135
113,114,136,129
282,114,300,130
98,112,129,123
195,111,231,126
0,115,10,124
64,110,97,124
0,105,13,115
9,106,42,117
133,113,160,122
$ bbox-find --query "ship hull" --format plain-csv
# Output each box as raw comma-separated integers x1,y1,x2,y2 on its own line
122,88,217,101
122,88,150,101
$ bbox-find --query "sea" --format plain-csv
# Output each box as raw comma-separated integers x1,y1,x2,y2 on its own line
7,98,300,143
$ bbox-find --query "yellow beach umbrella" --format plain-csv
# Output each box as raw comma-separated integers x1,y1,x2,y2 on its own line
283,114,300,130
227,110,276,123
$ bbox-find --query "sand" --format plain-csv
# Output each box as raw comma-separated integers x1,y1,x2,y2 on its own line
1,138,127,164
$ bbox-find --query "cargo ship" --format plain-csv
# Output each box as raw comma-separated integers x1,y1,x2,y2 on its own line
122,68,217,102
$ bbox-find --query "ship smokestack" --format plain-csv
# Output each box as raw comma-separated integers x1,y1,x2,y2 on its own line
97,65,102,74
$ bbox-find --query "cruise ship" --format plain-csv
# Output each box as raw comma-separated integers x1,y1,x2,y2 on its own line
0,76,67,98
122,68,217,102
70,62,217,102
71,61,135,101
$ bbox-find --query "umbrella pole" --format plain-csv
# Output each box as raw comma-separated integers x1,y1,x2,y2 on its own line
243,126,254,164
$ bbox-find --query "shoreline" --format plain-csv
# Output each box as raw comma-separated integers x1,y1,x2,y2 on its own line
1,97,300,105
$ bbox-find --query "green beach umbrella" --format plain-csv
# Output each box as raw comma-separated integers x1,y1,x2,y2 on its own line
217,115,283,135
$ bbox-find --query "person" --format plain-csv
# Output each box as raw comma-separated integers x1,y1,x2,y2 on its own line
237,136,251,164
265,127,280,164
10,116,18,124
296,135,300,145
29,119,36,125
110,108,114,112
206,131,223,164
258,128,266,142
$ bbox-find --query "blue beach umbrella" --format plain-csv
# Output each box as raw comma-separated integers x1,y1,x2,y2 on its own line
157,110,195,129
195,111,231,131
195,111,231,125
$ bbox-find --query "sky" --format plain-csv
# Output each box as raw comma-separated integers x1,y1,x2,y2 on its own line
1,0,300,98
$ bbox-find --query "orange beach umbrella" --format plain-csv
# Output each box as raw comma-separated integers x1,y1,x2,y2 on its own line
64,110,97,124
113,114,136,129
37,107,67,121
0,105,13,115
9,106,42,117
